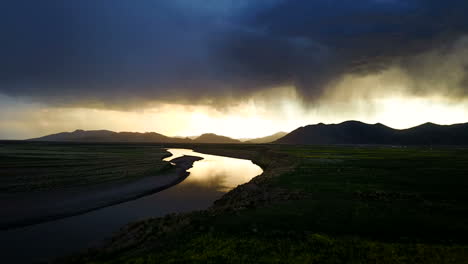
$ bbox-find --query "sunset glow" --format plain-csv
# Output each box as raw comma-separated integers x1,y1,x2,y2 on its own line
2,91,467,140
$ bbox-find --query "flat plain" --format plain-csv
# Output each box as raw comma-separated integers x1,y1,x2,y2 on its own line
0,141,170,193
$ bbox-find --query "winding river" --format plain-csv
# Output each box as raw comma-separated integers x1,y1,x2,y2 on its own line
0,149,263,263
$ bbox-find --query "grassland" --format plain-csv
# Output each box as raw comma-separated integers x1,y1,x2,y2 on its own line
77,232,468,264
0,141,171,192
63,144,468,263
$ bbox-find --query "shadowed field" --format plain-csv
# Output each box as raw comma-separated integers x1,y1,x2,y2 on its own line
65,144,468,263
0,142,170,193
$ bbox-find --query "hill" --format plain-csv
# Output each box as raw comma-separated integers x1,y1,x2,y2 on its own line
29,130,244,144
274,121,468,145
29,129,191,143
192,133,241,144
246,132,287,143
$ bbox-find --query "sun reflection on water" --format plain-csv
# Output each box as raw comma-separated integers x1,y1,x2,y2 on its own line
164,149,263,192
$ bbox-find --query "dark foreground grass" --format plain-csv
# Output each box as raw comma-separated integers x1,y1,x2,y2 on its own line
63,144,468,263
264,145,468,243
81,233,468,264
0,141,171,192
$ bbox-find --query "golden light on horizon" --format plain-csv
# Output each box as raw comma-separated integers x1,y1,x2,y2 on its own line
1,92,468,140
376,96,468,129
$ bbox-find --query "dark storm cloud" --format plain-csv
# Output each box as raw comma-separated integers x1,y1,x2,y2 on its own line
1,0,468,107
222,0,468,99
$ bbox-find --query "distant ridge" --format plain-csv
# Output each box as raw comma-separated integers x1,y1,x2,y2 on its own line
246,132,287,143
29,130,244,144
274,121,468,145
27,122,468,145
28,129,290,144
192,133,241,144
28,129,191,143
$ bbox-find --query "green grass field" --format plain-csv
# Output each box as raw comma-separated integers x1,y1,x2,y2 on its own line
89,233,468,264
264,145,468,242
63,144,468,263
0,141,170,192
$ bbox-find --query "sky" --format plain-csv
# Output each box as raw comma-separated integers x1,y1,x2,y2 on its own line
1,0,468,139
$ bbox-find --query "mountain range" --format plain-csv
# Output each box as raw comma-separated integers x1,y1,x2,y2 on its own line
192,133,241,144
245,132,287,143
274,121,468,145
28,121,468,145
28,130,283,144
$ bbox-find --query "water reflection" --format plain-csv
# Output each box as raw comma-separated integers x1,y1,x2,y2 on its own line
165,149,263,192
0,148,263,263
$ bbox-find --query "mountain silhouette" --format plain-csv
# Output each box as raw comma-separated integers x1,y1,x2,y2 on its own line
27,121,468,145
274,121,468,145
29,130,243,144
246,132,287,143
192,133,241,144
29,129,192,143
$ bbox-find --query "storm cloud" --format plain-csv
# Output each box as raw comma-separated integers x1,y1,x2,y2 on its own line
1,0,468,107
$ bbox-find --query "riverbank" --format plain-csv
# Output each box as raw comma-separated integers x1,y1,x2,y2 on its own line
0,155,202,230
57,146,300,262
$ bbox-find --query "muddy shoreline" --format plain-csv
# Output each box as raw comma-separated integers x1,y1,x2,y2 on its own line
0,155,202,230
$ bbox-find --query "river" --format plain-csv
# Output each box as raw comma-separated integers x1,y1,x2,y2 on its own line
0,148,263,263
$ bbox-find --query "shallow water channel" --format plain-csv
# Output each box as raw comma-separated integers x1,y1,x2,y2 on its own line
0,148,263,263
